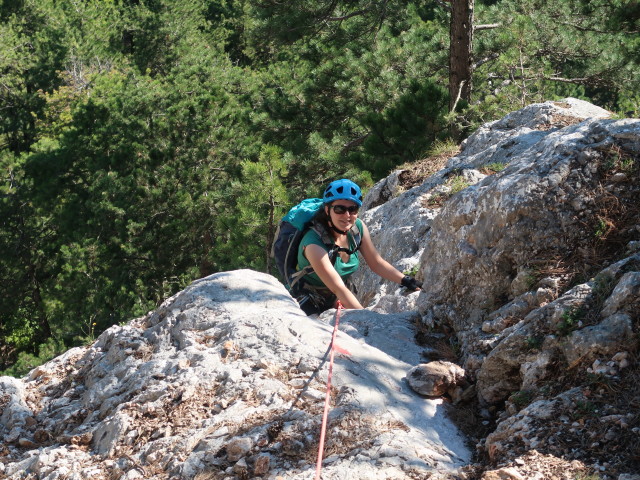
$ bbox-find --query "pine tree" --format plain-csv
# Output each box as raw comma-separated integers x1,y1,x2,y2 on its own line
232,144,290,274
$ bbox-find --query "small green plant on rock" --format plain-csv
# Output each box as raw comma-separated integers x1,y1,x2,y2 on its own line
574,399,597,418
428,138,460,157
594,216,613,240
422,171,473,208
403,265,419,277
590,273,616,311
557,307,584,336
585,372,613,390
525,271,540,290
525,335,544,351
448,336,462,359
480,162,507,175
448,175,471,194
574,473,602,480
509,390,534,409
602,145,637,174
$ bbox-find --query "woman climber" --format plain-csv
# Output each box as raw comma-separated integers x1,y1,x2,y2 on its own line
296,179,422,315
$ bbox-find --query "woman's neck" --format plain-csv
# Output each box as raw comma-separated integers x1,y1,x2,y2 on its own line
328,220,349,236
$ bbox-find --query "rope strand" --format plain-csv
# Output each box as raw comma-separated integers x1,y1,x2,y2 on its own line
314,301,343,480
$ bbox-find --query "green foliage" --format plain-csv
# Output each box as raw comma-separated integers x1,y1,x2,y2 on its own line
602,146,637,174
524,335,543,351
526,273,540,291
573,399,597,418
557,306,584,336
403,265,419,277
247,6,451,177
427,139,460,158
574,474,602,480
355,79,449,176
28,62,254,332
0,337,66,378
509,389,534,408
1,0,638,374
231,144,291,273
586,272,616,317
594,217,612,240
423,174,472,208
481,162,508,174
0,5,66,153
467,0,640,125
447,175,471,195
2,33,261,367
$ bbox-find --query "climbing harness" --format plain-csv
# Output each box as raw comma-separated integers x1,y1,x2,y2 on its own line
314,301,343,480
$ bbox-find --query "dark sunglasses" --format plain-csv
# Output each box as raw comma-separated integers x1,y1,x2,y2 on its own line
330,204,359,215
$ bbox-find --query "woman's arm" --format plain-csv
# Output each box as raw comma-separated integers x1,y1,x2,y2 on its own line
303,243,364,309
358,222,408,285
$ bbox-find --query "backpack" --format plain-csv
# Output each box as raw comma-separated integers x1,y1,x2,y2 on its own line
271,198,361,294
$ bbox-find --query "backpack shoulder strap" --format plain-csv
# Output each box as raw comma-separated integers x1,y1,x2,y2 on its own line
309,219,334,249
309,219,363,261
350,221,362,252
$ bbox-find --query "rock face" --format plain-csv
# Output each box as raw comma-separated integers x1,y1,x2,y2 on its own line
419,115,636,333
352,98,639,476
0,271,469,479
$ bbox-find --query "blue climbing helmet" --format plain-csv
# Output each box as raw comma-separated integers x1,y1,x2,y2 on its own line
322,179,363,206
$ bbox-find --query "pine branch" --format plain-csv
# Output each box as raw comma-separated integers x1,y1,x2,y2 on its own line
472,53,500,70
434,0,451,12
558,20,638,35
474,23,501,31
325,9,371,21
450,80,466,114
548,76,590,83
341,133,370,154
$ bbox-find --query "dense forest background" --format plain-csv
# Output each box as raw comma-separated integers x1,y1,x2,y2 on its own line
1,0,638,375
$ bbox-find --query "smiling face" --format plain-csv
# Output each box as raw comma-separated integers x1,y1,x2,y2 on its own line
326,200,359,232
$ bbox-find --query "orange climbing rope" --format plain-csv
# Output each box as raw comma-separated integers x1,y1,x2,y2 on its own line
314,301,343,480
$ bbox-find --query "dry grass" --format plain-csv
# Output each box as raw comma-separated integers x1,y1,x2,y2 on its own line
536,113,585,131
422,174,472,208
519,144,639,303
398,143,460,190
532,351,640,476
321,411,409,460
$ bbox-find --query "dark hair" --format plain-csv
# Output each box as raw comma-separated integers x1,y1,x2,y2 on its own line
314,203,330,226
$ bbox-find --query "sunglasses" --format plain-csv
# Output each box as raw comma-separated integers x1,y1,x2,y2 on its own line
330,204,359,215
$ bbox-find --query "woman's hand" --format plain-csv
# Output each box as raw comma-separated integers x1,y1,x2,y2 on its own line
401,275,423,291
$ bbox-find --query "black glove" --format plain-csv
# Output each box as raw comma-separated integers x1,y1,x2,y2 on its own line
401,275,423,291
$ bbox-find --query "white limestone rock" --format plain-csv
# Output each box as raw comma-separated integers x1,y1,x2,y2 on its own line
0,270,469,479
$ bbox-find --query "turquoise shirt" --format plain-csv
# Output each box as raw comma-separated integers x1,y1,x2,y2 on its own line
297,219,362,286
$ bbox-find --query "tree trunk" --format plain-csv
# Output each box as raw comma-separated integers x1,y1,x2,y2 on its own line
449,0,474,113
